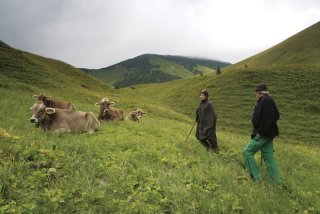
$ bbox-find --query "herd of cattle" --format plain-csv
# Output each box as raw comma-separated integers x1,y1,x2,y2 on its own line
30,93,147,134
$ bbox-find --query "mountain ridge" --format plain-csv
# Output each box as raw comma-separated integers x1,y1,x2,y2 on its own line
81,54,231,88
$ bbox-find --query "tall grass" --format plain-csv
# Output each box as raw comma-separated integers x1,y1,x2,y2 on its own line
1,85,320,213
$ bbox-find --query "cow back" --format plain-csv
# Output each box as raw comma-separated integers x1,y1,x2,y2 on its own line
42,99,75,110
41,109,99,133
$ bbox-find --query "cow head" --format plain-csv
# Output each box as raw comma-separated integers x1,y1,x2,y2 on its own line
135,108,147,119
131,108,147,120
30,101,55,123
95,98,115,117
33,93,51,105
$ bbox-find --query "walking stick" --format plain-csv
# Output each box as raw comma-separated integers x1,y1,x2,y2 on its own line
185,120,197,143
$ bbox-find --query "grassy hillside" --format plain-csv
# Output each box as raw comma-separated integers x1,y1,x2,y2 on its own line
81,54,231,88
0,41,114,100
230,21,320,69
121,65,320,145
1,41,320,213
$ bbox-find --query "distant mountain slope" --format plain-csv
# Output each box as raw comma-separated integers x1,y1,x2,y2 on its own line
81,54,231,88
0,40,111,99
230,21,320,69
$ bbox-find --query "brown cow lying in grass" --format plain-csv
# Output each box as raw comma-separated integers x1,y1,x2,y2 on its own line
30,101,99,134
126,108,147,122
95,98,124,121
33,93,75,110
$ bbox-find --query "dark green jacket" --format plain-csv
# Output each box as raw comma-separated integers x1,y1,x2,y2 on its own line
195,100,217,141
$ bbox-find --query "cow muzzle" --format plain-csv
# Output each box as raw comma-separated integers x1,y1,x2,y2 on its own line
30,117,38,123
103,109,109,115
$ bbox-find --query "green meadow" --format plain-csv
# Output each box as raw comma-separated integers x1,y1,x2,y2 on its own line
1,72,320,213
1,21,320,213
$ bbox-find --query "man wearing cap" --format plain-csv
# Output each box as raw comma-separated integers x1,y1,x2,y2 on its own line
195,89,219,152
243,83,282,184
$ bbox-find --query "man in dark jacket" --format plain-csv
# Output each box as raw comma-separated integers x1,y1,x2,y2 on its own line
243,83,282,184
195,89,218,152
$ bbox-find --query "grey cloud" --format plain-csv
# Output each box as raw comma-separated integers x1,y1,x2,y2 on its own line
1,0,320,68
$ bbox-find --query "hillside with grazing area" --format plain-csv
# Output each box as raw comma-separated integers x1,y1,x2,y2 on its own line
1,20,320,214
230,21,320,69
0,41,113,98
81,54,230,88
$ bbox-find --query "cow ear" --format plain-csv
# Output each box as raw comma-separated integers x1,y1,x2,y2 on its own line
33,95,38,99
95,103,101,106
110,101,116,106
45,108,56,114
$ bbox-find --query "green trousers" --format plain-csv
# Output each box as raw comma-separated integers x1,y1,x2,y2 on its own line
243,136,282,184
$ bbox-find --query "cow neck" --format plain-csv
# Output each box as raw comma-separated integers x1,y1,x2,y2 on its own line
104,111,112,120
41,112,56,129
98,109,105,120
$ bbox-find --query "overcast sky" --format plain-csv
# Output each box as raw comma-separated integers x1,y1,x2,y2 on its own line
0,0,320,68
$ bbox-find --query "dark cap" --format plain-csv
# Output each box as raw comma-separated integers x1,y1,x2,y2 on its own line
255,83,267,92
200,89,209,98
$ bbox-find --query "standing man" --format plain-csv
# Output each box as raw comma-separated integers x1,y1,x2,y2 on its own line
243,83,282,184
195,89,218,152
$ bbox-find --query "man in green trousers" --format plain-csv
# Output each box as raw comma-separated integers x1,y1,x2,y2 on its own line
243,83,282,184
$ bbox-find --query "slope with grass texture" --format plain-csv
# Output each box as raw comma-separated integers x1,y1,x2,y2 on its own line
1,41,320,213
230,21,320,69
